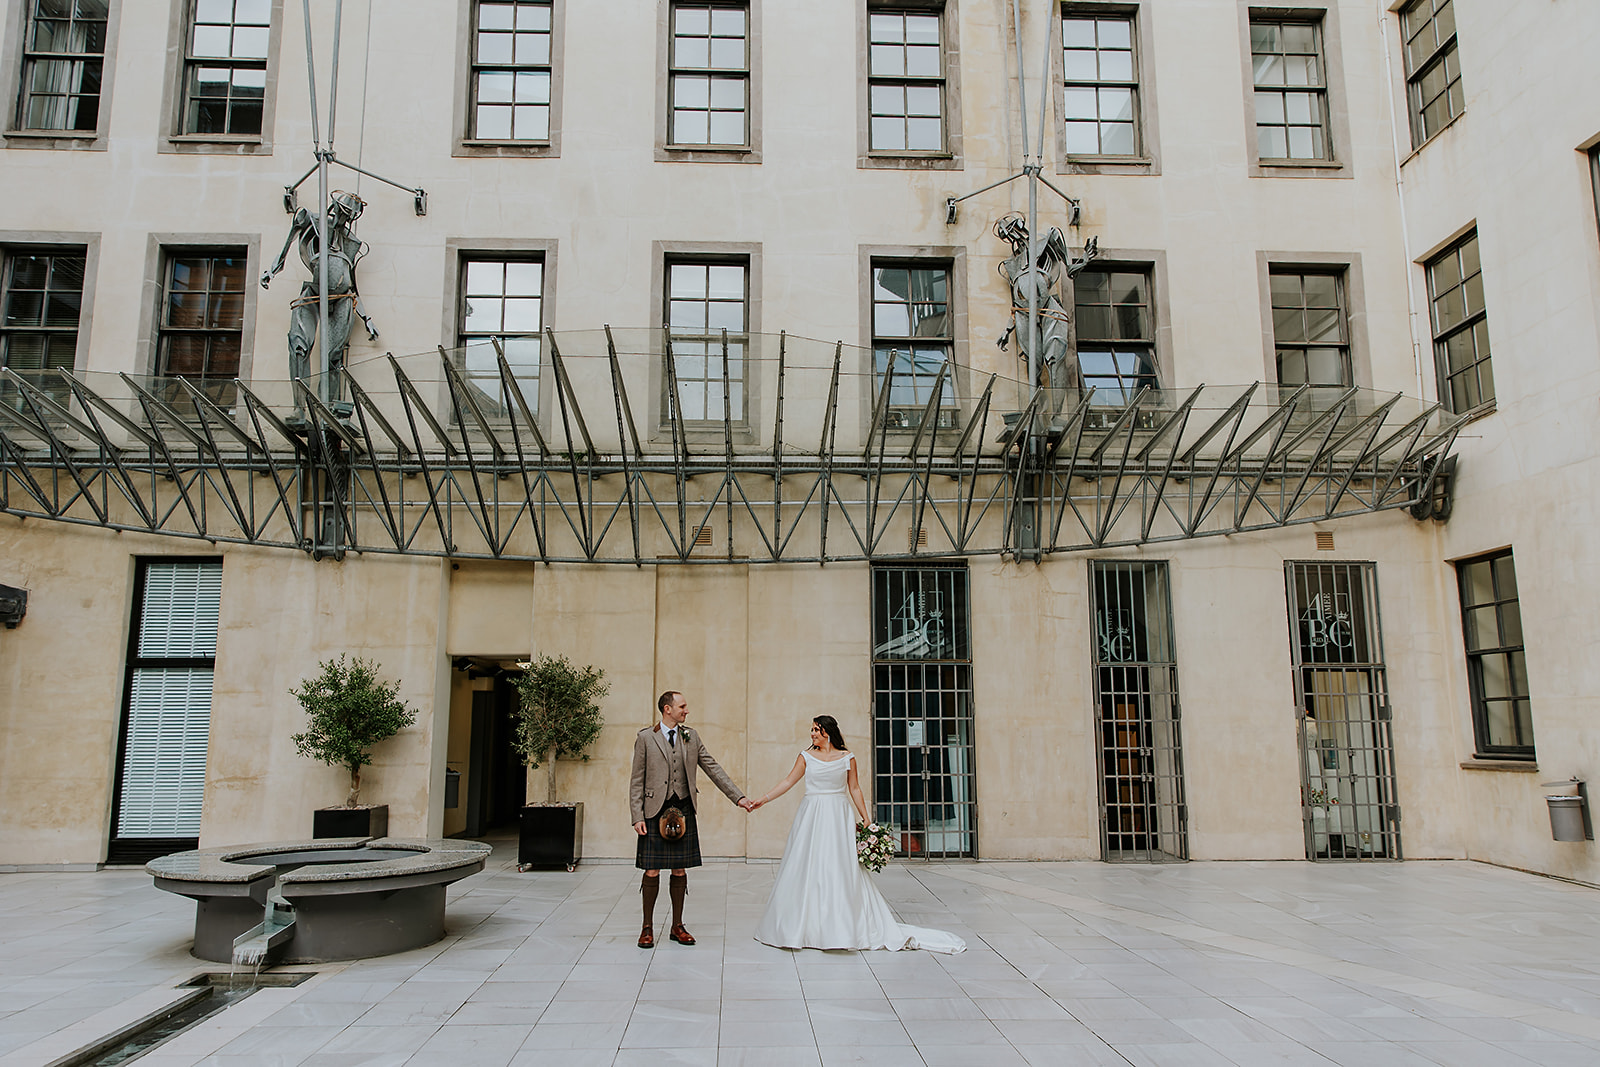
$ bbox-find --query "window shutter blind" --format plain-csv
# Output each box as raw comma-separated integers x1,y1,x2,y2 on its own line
116,561,221,839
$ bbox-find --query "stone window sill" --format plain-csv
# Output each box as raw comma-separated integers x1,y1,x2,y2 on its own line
656,145,760,164
4,129,104,150
168,134,264,144
1461,758,1539,772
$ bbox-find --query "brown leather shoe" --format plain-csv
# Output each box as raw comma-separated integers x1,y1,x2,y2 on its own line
637,925,654,949
669,923,695,945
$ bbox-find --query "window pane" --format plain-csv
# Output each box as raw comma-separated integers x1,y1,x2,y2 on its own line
501,297,541,332
906,44,940,77
1099,51,1132,81
905,15,939,45
906,117,941,150
1063,19,1096,48
479,3,515,30
1062,87,1097,121
1099,123,1134,156
706,265,744,299
707,109,744,145
504,261,542,295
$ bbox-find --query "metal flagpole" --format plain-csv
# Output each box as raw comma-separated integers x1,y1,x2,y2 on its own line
302,0,331,405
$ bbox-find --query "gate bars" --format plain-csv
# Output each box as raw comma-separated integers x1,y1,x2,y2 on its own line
0,329,1464,564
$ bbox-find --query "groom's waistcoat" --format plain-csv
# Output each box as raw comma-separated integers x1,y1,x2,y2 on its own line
666,735,689,800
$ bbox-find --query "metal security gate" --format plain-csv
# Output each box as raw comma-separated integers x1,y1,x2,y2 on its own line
871,565,975,858
1286,561,1401,860
1090,561,1188,861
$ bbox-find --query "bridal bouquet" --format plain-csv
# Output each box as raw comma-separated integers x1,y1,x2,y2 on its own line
856,821,896,873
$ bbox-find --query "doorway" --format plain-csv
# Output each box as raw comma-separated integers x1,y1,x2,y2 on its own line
1090,561,1188,862
455,665,527,838
870,564,976,859
1285,562,1400,860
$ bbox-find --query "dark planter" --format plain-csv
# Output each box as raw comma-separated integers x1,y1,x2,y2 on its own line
519,802,583,871
313,804,389,839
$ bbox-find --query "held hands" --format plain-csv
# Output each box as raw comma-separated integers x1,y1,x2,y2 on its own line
738,797,759,812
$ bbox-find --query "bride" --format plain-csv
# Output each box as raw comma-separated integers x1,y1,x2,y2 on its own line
749,716,965,953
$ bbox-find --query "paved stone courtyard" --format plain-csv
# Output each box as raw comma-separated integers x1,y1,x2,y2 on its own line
3,843,1600,1066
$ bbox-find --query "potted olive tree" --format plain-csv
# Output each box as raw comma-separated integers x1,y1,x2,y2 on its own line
511,654,607,871
291,655,418,839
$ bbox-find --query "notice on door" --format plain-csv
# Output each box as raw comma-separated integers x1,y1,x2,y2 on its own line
906,720,925,746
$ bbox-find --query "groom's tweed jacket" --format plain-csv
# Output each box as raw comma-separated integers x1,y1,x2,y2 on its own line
630,723,745,823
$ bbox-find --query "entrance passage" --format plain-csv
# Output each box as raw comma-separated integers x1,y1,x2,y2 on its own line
871,565,975,858
1090,561,1188,861
450,665,527,838
1286,562,1401,860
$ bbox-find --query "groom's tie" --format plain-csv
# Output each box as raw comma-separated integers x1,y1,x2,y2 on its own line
668,729,675,747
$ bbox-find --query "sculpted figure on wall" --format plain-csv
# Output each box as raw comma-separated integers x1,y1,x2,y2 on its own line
261,190,379,419
994,213,1098,408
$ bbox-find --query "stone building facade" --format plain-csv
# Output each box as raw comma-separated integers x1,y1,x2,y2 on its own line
0,0,1596,884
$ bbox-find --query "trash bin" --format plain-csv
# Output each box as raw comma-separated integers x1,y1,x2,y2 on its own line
1546,795,1588,841
444,768,461,810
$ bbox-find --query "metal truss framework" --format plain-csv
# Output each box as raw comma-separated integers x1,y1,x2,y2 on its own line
0,330,1463,565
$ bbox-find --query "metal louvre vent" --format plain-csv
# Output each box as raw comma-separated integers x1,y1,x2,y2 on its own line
1090,561,1188,862
871,565,975,859
1286,561,1401,860
113,560,222,847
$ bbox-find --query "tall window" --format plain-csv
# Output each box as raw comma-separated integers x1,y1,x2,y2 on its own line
1073,267,1157,404
2,251,84,381
1426,231,1492,413
668,3,748,147
1400,0,1462,147
665,259,747,422
110,559,221,863
1456,551,1534,759
1061,10,1139,158
469,0,552,141
157,250,246,384
459,256,543,415
181,0,269,136
1270,269,1349,389
16,0,108,132
872,262,955,429
1250,18,1330,161
867,6,944,153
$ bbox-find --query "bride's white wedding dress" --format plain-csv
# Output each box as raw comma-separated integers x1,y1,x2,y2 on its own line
753,750,966,953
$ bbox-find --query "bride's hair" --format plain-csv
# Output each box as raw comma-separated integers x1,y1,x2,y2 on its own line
811,715,848,751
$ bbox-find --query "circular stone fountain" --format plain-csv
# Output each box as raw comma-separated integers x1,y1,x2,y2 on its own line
149,837,491,963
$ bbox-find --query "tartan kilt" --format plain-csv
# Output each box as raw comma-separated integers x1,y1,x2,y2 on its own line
636,800,702,870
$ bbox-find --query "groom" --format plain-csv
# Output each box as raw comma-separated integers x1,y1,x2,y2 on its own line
630,690,753,948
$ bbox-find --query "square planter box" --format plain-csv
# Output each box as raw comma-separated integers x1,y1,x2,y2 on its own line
519,802,582,871
313,805,388,839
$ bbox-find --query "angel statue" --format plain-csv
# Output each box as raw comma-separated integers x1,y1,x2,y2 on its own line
261,190,379,421
994,213,1098,408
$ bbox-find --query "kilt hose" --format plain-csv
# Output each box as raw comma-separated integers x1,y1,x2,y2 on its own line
636,796,702,870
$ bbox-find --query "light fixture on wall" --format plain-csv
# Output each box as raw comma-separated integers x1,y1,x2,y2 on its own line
0,584,26,629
